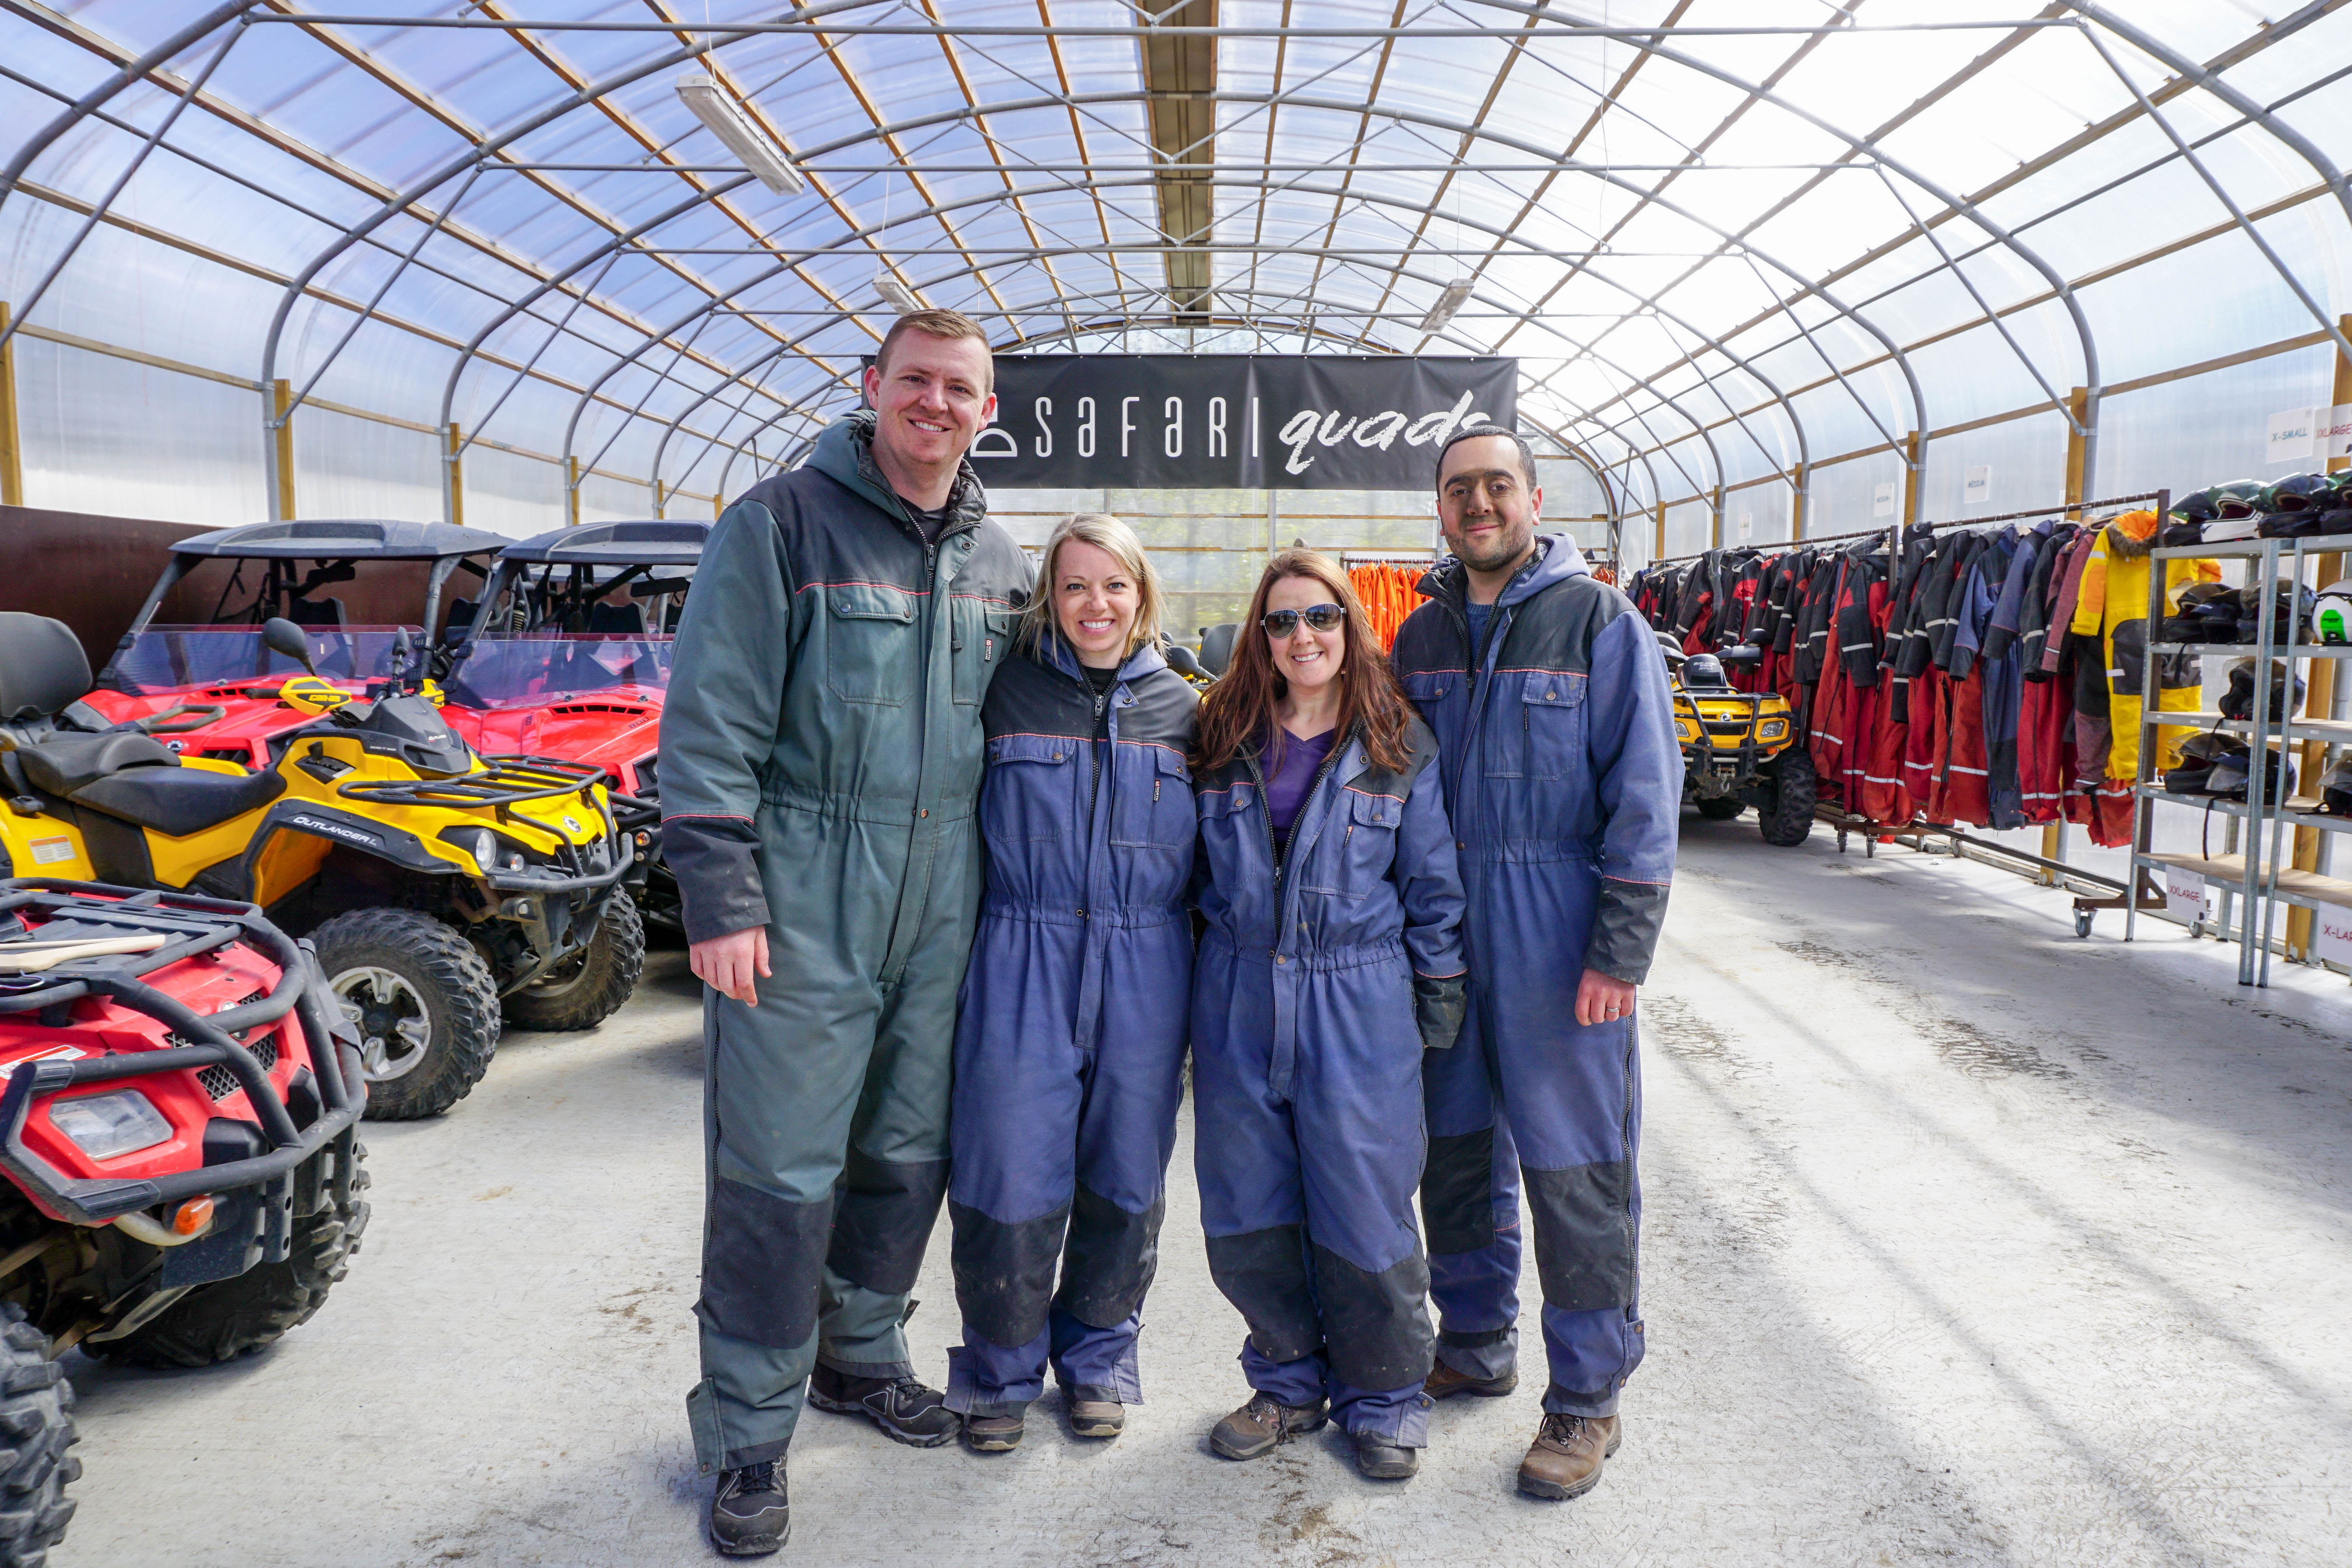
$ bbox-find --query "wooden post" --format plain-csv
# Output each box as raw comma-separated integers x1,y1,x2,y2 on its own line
1900,430,1923,524
2044,387,2093,882
566,455,582,527
270,379,297,521
1789,463,1807,541
0,303,22,508
1710,484,1725,550
2286,320,2352,958
653,479,666,520
1653,499,1666,562
445,423,466,529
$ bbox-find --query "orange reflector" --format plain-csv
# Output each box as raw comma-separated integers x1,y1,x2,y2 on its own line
172,1196,214,1237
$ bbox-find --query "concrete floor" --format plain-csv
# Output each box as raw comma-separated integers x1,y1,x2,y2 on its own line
49,819,2352,1568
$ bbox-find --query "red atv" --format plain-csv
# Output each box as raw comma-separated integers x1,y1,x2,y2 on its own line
439,520,708,929
81,518,492,768
0,878,369,1564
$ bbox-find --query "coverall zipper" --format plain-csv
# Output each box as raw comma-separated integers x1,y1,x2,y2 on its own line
1243,732,1348,957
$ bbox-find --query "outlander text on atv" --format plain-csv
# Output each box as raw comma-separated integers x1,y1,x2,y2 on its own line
0,879,370,1565
0,612,643,1120
81,518,493,770
439,520,707,929
1662,635,1817,847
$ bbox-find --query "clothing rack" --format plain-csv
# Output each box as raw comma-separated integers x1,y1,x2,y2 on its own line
1638,492,2166,570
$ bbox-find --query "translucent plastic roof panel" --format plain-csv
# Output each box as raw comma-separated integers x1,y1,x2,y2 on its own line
7,1,2352,536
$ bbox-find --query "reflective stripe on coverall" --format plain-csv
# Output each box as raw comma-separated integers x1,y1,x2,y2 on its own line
944,635,1198,1414
1392,534,1683,1419
659,410,1031,1473
1191,718,1465,1445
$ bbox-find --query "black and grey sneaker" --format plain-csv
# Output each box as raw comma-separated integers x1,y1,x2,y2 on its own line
708,1460,789,1557
806,1364,961,1448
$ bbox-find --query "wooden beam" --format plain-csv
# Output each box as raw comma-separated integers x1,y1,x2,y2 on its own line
0,303,21,508
1900,431,1923,525
1789,463,1806,541
567,456,582,528
445,423,466,530
270,379,296,522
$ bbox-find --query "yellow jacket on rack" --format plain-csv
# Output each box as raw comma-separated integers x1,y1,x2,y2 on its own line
2067,508,2219,781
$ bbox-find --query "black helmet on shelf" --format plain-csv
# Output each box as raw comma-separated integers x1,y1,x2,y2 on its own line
2219,657,2306,721
2177,731,2242,764
1681,652,1730,690
2211,480,2267,521
2258,473,2336,514
2159,517,2207,547
2236,580,2316,628
2311,507,2352,536
2170,488,2224,523
2318,754,2352,817
2176,581,2236,609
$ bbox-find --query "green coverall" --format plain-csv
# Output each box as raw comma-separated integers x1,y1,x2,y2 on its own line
658,411,1030,1471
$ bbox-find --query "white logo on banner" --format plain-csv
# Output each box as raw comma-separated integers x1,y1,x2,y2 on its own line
2268,407,2317,462
1872,482,1896,518
1965,465,1993,505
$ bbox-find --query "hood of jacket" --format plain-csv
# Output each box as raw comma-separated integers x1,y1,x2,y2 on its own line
1416,531,1590,611
808,407,989,533
2103,508,2159,560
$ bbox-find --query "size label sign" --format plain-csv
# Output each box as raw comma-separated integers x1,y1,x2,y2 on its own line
2313,908,2352,968
2165,867,2216,923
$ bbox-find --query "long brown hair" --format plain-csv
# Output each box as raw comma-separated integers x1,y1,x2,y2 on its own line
1194,549,1417,775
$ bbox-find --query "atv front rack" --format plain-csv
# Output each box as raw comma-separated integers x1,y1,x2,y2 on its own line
0,880,365,1226
336,753,606,809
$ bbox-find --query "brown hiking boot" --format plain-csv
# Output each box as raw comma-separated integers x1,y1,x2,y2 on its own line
1209,1392,1328,1460
1425,1361,1517,1400
1516,1413,1621,1500
1061,1384,1125,1439
961,1408,1025,1453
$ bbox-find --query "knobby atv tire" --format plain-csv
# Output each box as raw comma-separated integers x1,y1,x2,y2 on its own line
95,1144,372,1371
1694,798,1745,820
0,1303,79,1568
1759,746,1819,847
314,908,500,1120
501,887,645,1033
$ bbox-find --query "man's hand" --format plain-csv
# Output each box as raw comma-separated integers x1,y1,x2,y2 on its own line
1574,968,1637,1028
691,927,770,1005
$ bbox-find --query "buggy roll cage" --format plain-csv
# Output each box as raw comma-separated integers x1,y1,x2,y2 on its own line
447,519,710,661
0,880,364,1226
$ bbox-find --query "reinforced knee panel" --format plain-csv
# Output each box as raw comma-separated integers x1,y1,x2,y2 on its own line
1419,1126,1497,1255
949,1197,1068,1348
699,1176,834,1349
1055,1183,1163,1330
1205,1224,1321,1365
831,1147,950,1296
1310,1241,1433,1392
1523,1158,1634,1312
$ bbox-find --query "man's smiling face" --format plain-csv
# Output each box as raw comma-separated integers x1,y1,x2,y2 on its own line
863,331,996,477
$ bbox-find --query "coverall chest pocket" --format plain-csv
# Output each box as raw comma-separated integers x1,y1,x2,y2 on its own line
953,602,1021,706
1499,671,1586,780
983,733,1076,842
1110,746,1193,851
823,583,916,706
1302,787,1400,899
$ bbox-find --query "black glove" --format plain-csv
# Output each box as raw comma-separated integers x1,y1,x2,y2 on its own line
1413,973,1466,1051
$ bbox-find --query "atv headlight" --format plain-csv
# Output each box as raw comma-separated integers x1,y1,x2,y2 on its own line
1758,718,1789,741
50,1091,173,1161
441,827,497,872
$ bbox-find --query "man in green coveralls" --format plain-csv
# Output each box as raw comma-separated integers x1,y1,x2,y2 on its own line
658,309,1031,1556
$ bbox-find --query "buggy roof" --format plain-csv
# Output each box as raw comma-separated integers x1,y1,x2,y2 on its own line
495,520,710,567
170,519,490,561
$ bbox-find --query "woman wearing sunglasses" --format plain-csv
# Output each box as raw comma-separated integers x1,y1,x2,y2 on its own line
1189,549,1466,1480
942,514,1200,1453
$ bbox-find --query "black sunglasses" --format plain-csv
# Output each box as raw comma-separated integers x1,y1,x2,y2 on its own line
1261,603,1346,638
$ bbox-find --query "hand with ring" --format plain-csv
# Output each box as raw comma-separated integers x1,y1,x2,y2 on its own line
1575,967,1638,1027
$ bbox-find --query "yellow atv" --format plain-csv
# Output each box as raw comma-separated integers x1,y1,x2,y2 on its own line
0,613,642,1119
1662,638,1816,847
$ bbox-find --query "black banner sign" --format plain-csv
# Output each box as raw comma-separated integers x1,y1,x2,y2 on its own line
963,354,1517,490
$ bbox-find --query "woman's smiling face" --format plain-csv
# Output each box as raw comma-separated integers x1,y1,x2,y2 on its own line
1264,573,1344,695
1053,538,1140,668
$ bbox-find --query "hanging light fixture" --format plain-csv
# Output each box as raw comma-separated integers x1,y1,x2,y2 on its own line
1419,279,1473,335
875,275,923,315
675,74,805,195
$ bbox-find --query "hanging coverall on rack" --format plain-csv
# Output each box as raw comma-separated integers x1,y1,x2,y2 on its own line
2065,509,2219,845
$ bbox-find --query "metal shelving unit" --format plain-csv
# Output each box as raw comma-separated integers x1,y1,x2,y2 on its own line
2131,536,2352,985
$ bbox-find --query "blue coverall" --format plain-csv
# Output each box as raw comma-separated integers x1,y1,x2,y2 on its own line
944,636,1199,1414
1391,535,1682,1420
1191,718,1466,1447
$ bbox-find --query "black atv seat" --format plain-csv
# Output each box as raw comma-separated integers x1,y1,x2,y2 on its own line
16,731,177,797
68,765,286,837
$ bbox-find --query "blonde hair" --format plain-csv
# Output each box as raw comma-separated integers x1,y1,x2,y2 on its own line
1020,513,1166,663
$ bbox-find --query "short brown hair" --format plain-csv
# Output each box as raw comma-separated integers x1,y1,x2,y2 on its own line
874,308,993,390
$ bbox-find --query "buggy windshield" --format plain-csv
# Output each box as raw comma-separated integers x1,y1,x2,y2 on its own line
444,634,675,708
104,625,421,694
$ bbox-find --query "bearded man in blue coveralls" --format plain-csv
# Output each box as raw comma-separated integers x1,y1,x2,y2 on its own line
1389,425,1681,1502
